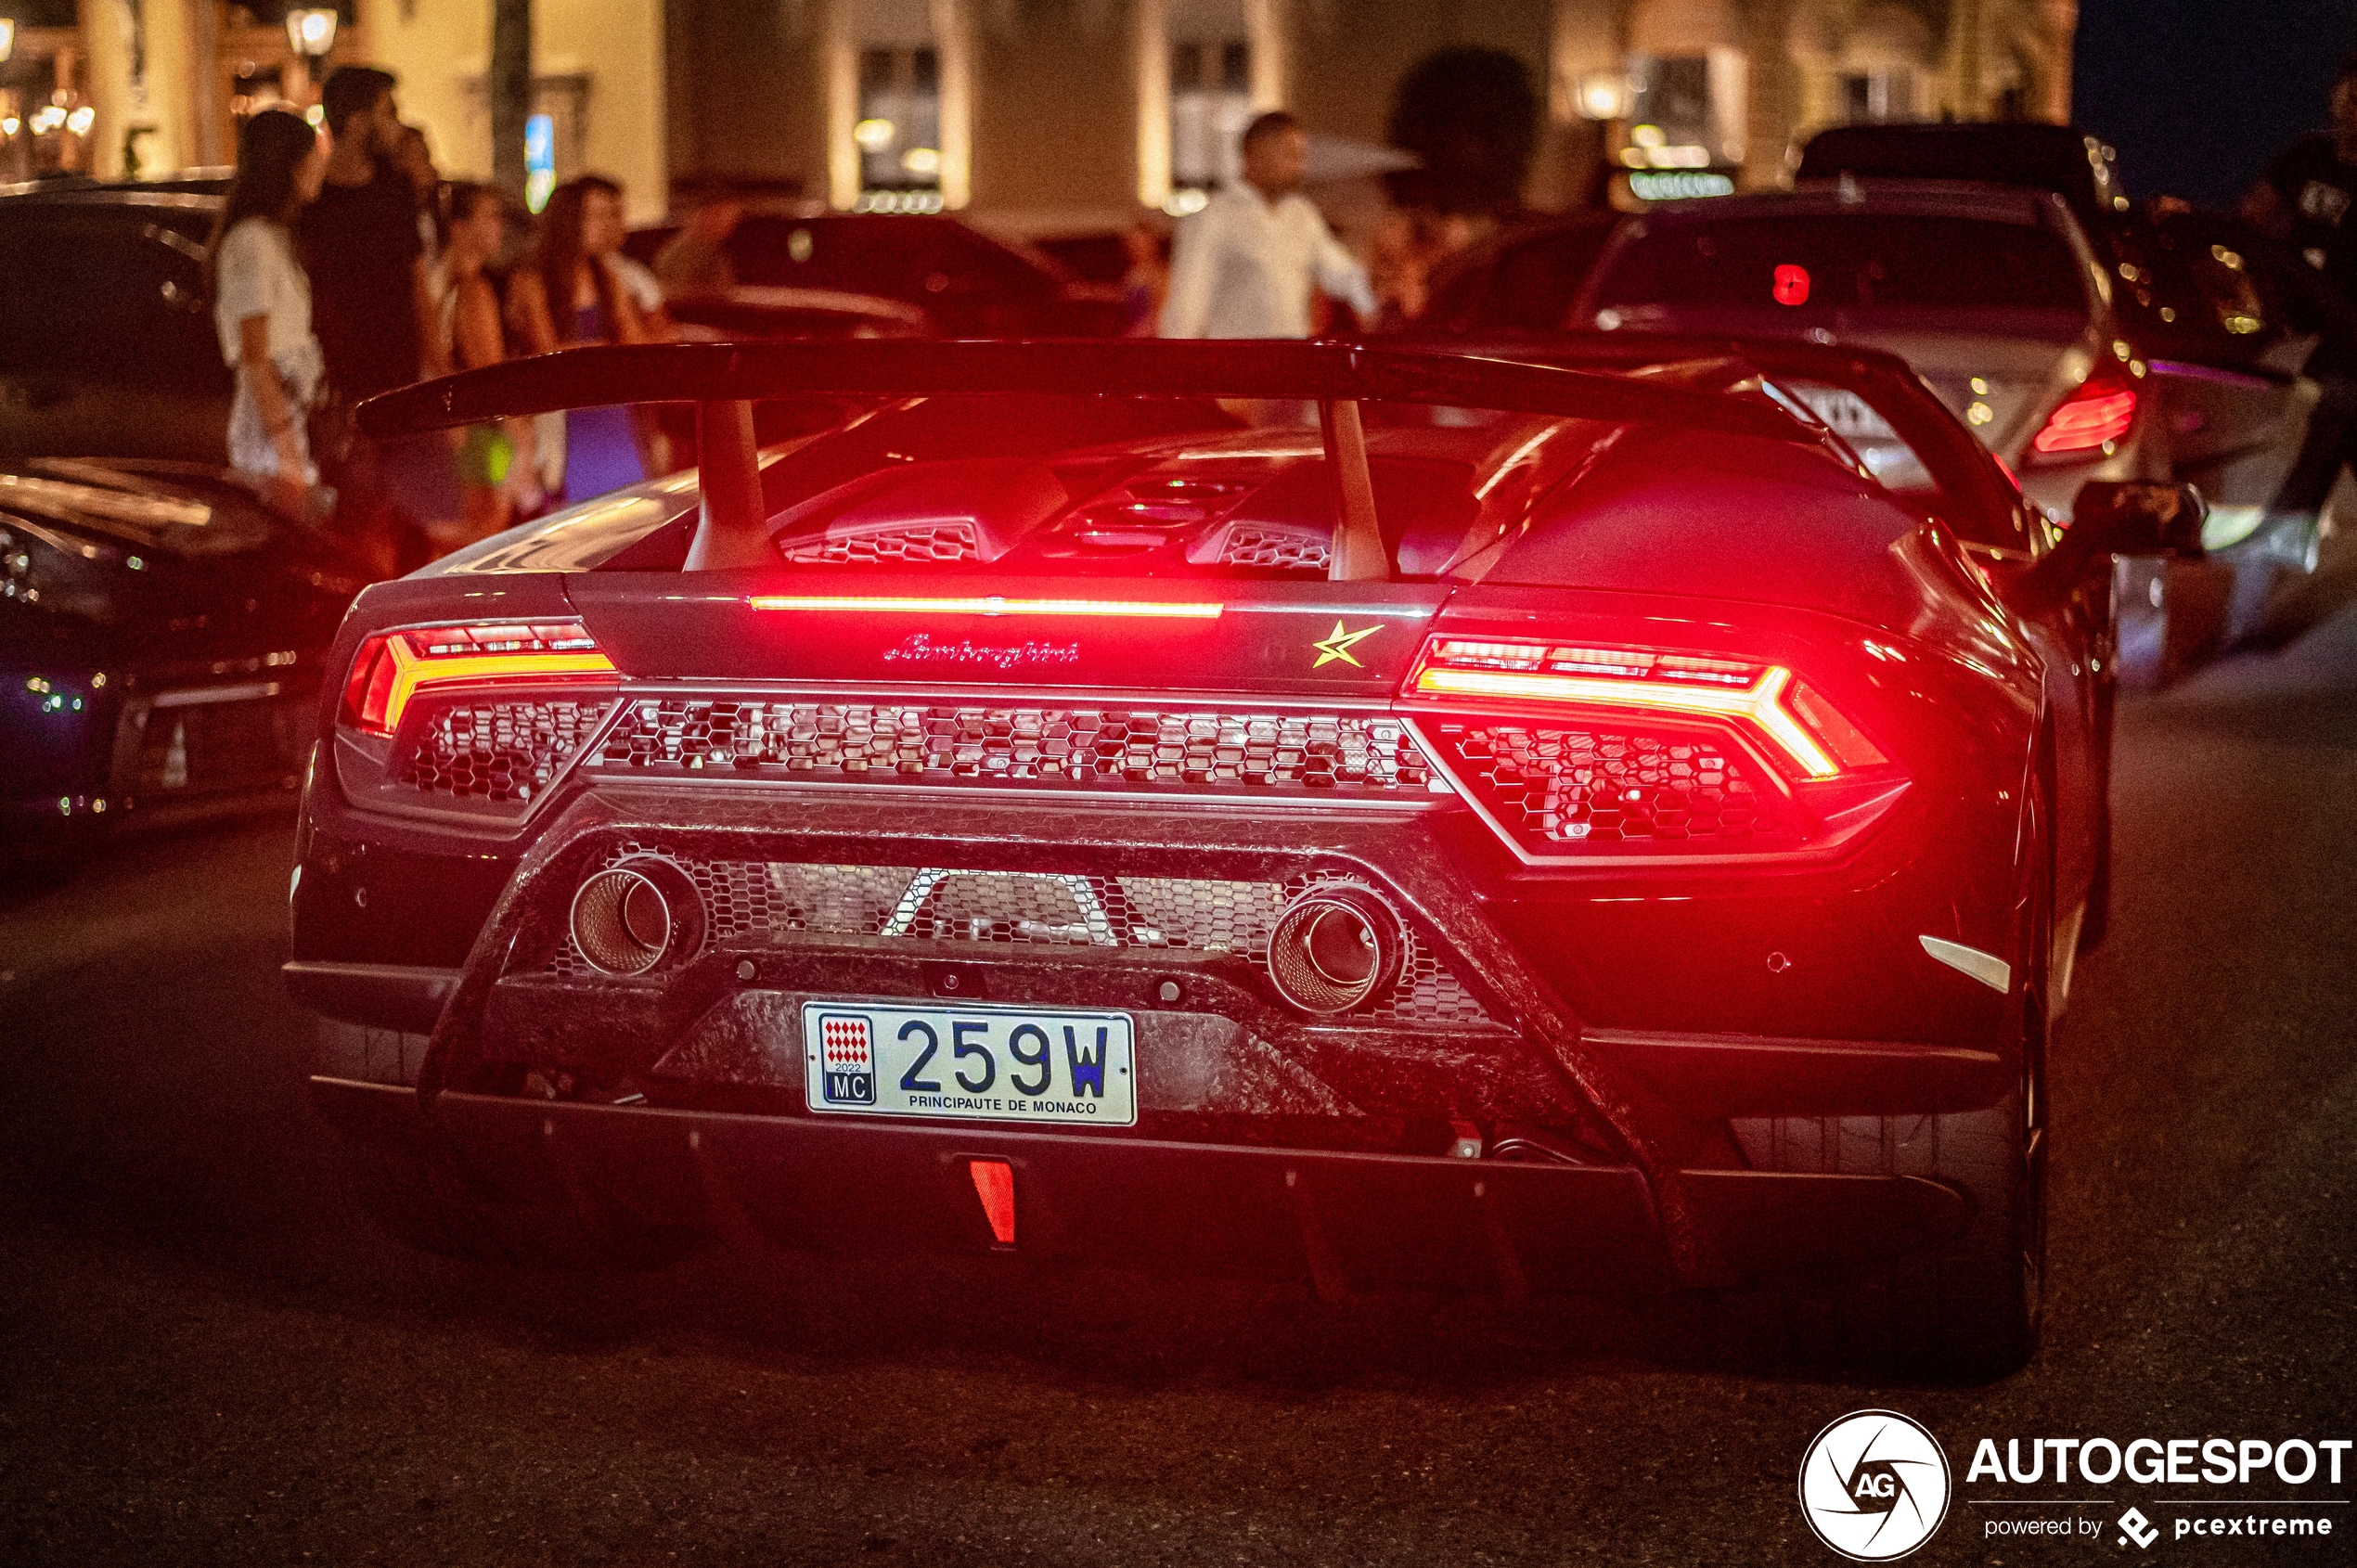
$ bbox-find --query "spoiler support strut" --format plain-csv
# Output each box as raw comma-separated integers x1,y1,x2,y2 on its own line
683,399,766,572
1318,398,1387,582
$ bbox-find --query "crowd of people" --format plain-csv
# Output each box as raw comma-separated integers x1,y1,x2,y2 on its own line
205,64,683,571
207,52,2357,570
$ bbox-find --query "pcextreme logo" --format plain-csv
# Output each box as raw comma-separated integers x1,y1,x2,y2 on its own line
1800,1409,1954,1562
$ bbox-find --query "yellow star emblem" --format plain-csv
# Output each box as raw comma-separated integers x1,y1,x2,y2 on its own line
1312,621,1384,669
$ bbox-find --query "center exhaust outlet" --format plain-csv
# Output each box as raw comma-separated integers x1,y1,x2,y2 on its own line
569,857,705,976
1267,884,1403,1016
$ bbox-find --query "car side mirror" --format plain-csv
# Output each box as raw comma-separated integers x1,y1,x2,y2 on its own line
2069,480,2207,559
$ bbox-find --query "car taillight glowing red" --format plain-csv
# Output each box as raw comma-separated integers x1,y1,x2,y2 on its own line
2030,376,2137,458
1403,636,1887,780
338,621,617,738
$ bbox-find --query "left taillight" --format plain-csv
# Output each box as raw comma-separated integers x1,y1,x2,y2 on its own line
333,620,622,822
1403,636,1887,781
339,621,616,739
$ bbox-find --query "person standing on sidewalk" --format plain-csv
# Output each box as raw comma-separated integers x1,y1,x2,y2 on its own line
300,65,438,572
1159,111,1377,341
427,183,541,551
506,175,662,501
207,109,328,520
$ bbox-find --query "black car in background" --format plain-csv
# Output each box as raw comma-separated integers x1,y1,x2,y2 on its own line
0,185,233,465
1,457,366,868
623,212,1127,337
1796,122,2132,238
1414,211,1622,336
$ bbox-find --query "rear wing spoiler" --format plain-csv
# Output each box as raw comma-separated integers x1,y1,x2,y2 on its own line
355,339,1810,577
1405,329,2029,530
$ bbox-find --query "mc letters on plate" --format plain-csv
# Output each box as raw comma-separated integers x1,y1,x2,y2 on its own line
801,1001,1138,1126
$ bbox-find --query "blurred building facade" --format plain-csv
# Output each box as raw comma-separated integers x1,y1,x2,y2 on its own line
15,1,2076,228
665,0,2079,227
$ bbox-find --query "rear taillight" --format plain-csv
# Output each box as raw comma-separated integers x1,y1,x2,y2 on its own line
1403,636,1886,781
339,621,617,739
2029,375,2137,461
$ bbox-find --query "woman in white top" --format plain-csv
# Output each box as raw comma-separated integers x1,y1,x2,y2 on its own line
208,109,328,511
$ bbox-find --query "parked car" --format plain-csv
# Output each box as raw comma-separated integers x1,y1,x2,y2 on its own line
1565,180,2319,685
1797,122,2343,673
624,212,1127,337
0,186,232,464
291,338,2200,1374
2115,205,2353,650
2,457,366,868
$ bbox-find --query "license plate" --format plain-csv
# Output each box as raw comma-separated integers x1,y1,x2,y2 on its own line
1792,385,1899,442
802,1001,1138,1126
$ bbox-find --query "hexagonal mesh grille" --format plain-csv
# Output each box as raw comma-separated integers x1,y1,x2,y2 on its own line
545,851,1500,1028
393,698,616,803
779,523,979,565
590,701,1443,796
1431,723,1786,846
1220,527,1331,572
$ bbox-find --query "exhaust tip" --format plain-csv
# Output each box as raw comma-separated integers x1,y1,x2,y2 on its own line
570,858,702,977
1267,885,1402,1016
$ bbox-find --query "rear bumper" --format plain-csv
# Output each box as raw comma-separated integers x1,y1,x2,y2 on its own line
311,1075,1970,1292
296,783,2019,1285
284,959,2007,1120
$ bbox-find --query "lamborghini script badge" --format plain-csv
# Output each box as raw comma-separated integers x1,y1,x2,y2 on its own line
1312,622,1383,669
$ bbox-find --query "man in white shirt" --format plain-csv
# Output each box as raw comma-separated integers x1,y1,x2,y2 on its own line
1160,111,1378,339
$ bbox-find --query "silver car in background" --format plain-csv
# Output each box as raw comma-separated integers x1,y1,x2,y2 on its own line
1571,181,2317,684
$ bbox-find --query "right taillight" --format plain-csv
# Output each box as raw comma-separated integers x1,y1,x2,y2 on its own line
2029,375,2138,462
1401,636,1901,857
1404,636,1887,780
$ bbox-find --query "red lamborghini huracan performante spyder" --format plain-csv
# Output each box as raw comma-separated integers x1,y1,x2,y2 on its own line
287,339,2200,1375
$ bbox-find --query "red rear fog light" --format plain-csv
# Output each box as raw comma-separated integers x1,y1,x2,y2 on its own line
968,1159,1015,1245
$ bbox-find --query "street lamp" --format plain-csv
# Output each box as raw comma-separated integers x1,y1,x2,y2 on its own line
0,19,17,66
284,7,337,65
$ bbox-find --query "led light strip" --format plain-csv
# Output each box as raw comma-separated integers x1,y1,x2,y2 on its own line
1412,663,1839,778
745,594,1225,620
376,637,616,735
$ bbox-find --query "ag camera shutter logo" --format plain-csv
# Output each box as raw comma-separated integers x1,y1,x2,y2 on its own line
1799,1409,1953,1561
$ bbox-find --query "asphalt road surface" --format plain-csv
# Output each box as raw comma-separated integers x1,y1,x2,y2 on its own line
3,606,2353,1566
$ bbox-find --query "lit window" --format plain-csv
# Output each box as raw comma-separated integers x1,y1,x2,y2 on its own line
1170,37,1251,196
859,45,942,199
1625,52,1745,171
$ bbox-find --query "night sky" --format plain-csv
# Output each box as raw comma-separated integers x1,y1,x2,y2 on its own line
2075,0,2357,211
